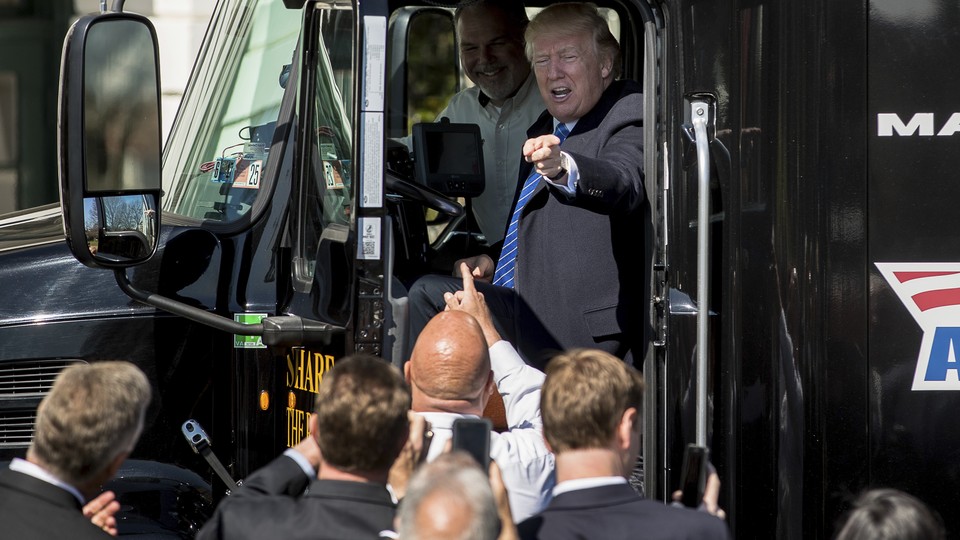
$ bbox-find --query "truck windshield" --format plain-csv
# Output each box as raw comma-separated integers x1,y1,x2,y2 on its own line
161,0,302,223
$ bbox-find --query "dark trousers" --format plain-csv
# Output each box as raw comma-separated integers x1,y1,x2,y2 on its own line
406,274,632,369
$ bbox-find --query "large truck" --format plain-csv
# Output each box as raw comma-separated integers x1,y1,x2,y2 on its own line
1,0,957,537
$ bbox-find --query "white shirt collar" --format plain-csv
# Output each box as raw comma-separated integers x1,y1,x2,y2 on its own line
9,457,86,505
552,475,627,497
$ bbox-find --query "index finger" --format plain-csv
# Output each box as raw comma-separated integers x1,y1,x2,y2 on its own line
407,411,426,446
82,490,116,517
460,262,477,295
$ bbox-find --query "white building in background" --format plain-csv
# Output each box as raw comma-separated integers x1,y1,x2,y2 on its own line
77,0,216,139
0,1,214,215
150,1,216,139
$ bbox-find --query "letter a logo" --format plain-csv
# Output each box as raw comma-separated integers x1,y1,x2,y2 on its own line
876,263,960,390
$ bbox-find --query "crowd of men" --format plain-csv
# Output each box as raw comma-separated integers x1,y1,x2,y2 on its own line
0,1,946,539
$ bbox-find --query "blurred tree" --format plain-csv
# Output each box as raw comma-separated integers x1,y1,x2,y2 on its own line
405,11,459,133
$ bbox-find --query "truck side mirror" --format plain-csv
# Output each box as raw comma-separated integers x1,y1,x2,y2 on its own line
59,11,162,268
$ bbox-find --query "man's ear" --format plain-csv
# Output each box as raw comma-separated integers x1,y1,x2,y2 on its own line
403,361,412,383
617,407,639,451
479,370,495,409
600,54,614,79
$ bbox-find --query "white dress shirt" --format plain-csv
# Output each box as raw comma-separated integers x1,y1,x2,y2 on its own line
552,475,627,497
419,340,555,522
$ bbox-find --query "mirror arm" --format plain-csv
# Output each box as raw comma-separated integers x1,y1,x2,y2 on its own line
114,269,263,334
114,269,344,346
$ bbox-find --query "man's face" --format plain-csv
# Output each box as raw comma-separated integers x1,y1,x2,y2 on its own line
457,7,530,106
531,30,612,123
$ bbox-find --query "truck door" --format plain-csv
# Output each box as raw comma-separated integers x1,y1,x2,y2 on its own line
283,0,362,445
652,0,731,519
158,0,307,479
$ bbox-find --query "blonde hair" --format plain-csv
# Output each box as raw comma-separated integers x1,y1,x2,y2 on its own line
525,3,621,79
30,361,151,486
541,349,643,452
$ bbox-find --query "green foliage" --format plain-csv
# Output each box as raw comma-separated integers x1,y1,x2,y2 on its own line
405,11,459,132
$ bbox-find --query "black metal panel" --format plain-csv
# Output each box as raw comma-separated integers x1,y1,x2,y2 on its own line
867,1,960,537
662,0,871,537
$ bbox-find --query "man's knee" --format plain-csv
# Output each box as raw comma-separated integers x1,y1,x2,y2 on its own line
408,274,461,312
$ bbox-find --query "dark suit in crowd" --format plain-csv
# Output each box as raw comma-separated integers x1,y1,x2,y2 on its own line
0,468,112,540
0,361,150,539
517,483,730,540
197,355,411,540
196,454,396,540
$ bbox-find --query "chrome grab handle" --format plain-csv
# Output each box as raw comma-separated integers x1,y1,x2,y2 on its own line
690,101,711,448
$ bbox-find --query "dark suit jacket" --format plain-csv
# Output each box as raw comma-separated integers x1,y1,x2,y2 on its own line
0,468,112,540
197,454,396,540
508,79,652,363
517,483,730,540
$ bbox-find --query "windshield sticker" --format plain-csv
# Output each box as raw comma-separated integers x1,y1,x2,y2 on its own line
877,262,960,390
207,156,262,190
234,313,267,349
323,160,346,190
361,112,384,207
358,217,381,260
362,15,386,112
232,159,262,189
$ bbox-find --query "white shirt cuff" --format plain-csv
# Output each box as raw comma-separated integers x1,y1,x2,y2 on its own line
283,448,316,478
545,151,579,196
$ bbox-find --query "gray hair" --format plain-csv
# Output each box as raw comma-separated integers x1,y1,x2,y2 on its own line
29,361,151,486
525,2,622,79
397,452,500,540
455,0,529,39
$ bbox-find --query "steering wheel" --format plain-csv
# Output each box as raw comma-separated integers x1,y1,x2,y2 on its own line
385,171,463,218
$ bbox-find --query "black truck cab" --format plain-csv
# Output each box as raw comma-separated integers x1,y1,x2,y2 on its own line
2,0,960,537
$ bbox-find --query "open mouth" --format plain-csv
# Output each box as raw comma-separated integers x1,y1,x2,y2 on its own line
477,67,504,78
550,87,572,99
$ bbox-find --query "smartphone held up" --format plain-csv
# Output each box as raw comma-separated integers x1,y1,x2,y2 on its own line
679,444,708,508
452,417,492,469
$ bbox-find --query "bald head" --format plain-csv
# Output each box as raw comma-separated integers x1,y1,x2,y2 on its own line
407,311,492,412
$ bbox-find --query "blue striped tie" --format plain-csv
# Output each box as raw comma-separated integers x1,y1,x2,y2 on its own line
493,122,570,288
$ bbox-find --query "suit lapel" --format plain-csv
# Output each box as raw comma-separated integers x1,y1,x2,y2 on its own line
0,468,83,511
516,111,554,201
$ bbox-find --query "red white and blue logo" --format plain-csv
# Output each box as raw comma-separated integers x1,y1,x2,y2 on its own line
877,263,960,390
